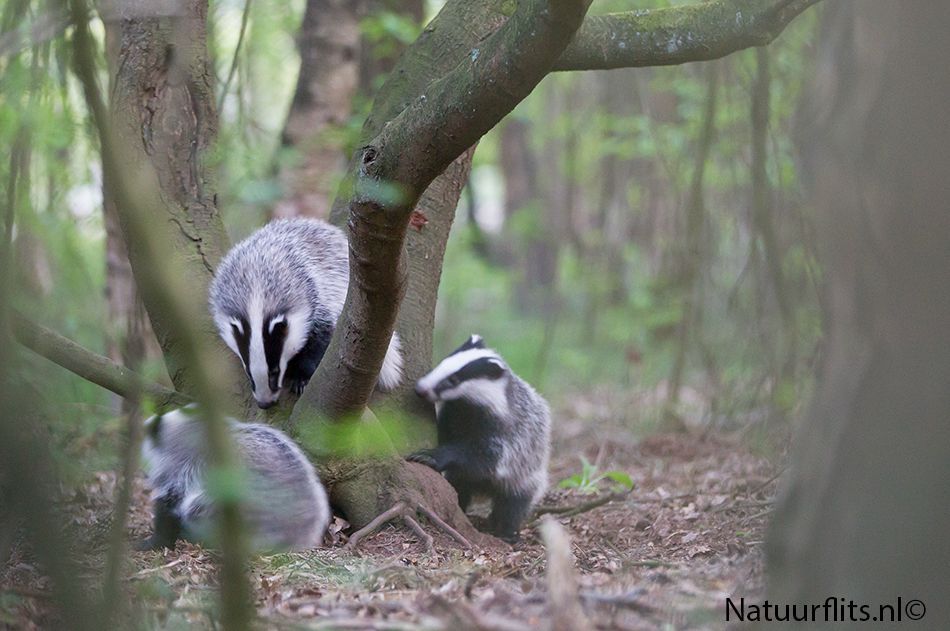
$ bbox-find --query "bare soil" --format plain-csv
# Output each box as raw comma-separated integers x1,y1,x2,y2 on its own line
1,403,784,630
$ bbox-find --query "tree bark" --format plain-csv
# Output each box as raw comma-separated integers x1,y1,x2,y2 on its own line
767,1,950,622
100,0,247,408
275,0,362,219
553,0,821,72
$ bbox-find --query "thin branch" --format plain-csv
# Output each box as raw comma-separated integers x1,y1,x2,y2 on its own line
216,0,252,112
531,490,630,522
553,0,822,71
11,313,189,409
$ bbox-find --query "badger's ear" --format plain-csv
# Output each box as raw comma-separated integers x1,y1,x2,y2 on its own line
144,414,164,442
483,357,506,379
450,334,484,356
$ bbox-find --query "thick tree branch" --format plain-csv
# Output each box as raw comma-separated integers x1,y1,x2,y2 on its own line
294,0,592,421
11,313,189,410
553,0,821,71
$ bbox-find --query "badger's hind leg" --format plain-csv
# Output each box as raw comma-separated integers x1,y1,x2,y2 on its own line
135,494,183,551
488,490,534,542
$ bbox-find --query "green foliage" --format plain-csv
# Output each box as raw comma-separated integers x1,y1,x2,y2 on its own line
360,10,422,58
558,456,635,494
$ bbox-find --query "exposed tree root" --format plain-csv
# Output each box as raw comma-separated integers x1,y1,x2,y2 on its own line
344,499,472,551
333,461,501,551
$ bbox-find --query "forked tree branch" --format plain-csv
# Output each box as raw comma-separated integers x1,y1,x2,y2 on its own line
554,0,821,71
294,0,592,422
11,313,189,410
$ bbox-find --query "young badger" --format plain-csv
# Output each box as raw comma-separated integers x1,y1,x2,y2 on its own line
138,406,330,551
210,218,403,409
409,335,551,540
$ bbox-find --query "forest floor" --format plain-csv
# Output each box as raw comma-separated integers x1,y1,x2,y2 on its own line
2,392,785,630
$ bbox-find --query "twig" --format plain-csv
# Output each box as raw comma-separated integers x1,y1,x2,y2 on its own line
580,590,656,615
531,490,630,522
216,0,252,112
747,466,787,497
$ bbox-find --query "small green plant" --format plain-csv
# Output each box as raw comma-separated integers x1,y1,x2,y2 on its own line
558,456,634,494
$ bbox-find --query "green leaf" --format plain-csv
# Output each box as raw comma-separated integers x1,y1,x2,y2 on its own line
603,471,635,490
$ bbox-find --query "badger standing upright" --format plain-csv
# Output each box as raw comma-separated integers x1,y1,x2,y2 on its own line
409,335,551,541
139,407,330,551
209,218,403,409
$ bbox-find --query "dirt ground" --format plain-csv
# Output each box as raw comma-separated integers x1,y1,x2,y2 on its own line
1,401,784,630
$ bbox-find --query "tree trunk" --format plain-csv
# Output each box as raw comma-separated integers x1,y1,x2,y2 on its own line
767,2,950,622
275,0,362,219
103,1,246,407
101,20,162,411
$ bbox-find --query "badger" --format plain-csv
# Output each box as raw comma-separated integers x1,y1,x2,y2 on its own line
138,406,330,551
408,335,551,541
209,218,403,409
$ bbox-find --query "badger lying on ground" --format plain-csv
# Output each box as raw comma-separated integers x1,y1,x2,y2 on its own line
209,218,403,409
409,335,551,541
138,406,329,551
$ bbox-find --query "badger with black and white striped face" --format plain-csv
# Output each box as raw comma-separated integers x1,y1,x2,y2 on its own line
409,335,551,541
210,218,403,409
138,406,330,551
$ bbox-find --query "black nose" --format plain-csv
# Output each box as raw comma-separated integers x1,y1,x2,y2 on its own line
257,399,276,410
414,384,425,398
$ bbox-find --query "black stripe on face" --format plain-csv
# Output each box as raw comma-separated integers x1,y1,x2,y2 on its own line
263,315,289,392
435,356,505,396
449,334,485,356
231,317,253,392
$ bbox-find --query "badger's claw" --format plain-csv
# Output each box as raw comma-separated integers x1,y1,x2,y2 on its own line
406,449,438,469
286,376,309,396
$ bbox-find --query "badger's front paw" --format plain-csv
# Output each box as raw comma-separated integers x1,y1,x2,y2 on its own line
285,376,310,396
406,449,438,470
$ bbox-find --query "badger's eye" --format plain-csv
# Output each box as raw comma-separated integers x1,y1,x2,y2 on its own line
446,375,460,387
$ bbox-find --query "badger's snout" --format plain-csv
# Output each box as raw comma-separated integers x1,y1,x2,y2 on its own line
414,383,435,402
256,395,278,410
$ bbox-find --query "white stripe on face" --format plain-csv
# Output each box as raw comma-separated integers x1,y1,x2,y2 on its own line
416,348,509,416
416,348,500,394
278,309,310,388
247,293,277,406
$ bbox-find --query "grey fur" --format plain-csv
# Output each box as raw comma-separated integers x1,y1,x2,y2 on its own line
141,407,330,551
209,218,403,408
412,339,551,539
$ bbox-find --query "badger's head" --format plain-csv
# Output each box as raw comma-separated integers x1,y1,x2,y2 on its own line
415,335,509,416
141,406,198,470
212,294,312,409
210,245,315,409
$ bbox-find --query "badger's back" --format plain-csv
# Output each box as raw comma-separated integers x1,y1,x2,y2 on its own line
143,410,330,551
232,423,330,550
209,218,349,320
499,376,551,504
